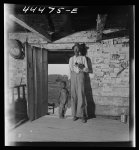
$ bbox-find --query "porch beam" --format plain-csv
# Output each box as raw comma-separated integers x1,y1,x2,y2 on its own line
8,31,129,50
9,14,52,42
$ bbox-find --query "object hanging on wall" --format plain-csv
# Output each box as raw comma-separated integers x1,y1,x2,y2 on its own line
8,39,25,59
117,61,129,77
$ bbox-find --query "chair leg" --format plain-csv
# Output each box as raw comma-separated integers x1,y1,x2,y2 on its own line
53,106,54,114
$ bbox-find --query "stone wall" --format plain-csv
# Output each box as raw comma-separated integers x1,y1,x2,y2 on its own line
86,37,129,116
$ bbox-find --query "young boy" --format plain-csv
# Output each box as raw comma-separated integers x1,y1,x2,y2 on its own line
58,81,69,119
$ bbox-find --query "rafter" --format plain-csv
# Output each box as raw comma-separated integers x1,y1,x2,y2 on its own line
96,14,107,41
46,14,55,34
9,14,52,42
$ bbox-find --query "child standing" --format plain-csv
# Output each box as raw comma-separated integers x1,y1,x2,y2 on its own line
58,81,69,119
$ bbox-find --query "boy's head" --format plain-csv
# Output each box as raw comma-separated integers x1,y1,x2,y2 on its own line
61,81,66,88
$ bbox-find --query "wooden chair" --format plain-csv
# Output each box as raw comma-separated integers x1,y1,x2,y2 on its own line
13,84,28,120
48,103,55,114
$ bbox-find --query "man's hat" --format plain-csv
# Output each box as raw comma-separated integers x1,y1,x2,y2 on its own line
80,43,89,50
72,42,80,50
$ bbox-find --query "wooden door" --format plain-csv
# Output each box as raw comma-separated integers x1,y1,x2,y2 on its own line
26,43,48,121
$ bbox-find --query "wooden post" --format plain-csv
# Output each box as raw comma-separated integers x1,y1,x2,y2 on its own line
96,14,107,41
33,48,38,119
24,41,29,117
40,45,43,115
46,49,48,114
26,42,35,121
42,48,48,115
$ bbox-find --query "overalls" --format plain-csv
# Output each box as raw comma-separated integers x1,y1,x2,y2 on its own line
70,57,87,118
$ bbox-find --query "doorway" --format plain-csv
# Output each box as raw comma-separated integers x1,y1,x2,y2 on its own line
26,44,73,121
48,64,70,115
47,50,73,116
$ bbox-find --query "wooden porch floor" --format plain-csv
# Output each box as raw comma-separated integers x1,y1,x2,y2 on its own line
7,113,129,144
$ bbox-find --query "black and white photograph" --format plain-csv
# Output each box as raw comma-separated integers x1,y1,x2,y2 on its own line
4,4,135,146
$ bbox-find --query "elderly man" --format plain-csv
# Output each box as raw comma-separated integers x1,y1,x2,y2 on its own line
68,43,89,123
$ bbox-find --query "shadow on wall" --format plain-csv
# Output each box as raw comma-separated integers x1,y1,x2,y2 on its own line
80,43,96,119
85,57,96,119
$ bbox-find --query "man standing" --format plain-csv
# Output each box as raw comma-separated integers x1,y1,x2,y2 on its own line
68,43,89,123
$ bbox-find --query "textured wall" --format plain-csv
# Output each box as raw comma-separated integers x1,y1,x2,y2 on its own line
86,37,129,116
8,52,27,103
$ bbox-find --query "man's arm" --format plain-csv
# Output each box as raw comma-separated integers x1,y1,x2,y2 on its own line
80,56,89,72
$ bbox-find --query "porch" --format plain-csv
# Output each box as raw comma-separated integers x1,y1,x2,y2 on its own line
8,111,129,143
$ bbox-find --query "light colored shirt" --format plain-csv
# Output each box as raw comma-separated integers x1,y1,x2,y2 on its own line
68,55,89,79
